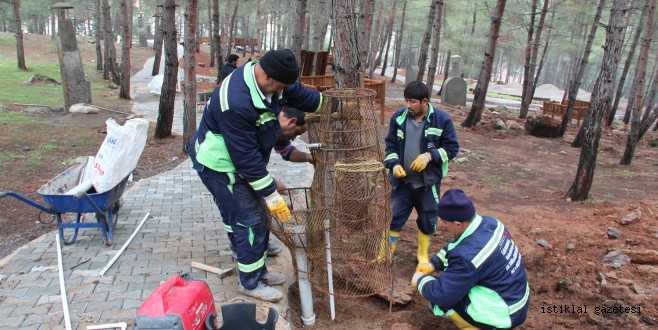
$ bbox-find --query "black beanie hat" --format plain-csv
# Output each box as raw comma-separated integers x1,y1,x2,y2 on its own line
259,49,300,84
437,189,476,222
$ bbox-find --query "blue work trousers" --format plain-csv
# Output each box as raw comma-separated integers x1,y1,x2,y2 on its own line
390,182,440,235
190,153,269,290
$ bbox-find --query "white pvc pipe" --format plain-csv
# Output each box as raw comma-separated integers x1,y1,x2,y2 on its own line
324,219,336,320
100,211,150,276
65,179,93,195
87,322,127,330
292,226,315,326
55,233,72,330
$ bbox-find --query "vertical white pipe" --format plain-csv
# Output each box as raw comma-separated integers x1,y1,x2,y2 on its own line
292,226,315,325
324,219,336,320
55,233,72,330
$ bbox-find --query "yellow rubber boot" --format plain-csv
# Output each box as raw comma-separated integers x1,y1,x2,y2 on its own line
390,230,400,255
375,230,399,262
447,312,478,330
416,231,433,274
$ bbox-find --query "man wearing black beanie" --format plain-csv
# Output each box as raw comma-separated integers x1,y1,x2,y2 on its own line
188,49,322,302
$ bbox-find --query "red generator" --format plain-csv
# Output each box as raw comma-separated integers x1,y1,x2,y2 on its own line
134,275,216,330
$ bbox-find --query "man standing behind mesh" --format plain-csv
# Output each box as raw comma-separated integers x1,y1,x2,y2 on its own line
382,81,459,274
188,49,322,302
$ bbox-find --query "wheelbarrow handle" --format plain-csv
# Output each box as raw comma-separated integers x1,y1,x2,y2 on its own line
0,191,54,214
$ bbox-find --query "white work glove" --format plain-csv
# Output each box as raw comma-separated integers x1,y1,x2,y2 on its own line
264,191,291,222
410,152,432,172
411,271,425,288
393,165,407,179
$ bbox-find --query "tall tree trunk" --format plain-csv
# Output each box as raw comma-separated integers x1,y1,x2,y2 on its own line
333,0,361,87
416,1,438,82
12,0,27,70
291,0,308,63
358,0,374,68
257,0,262,52
425,0,444,93
213,0,221,70
226,2,238,58
443,49,451,80
95,0,103,71
311,0,330,52
374,4,394,70
558,0,605,136
152,4,164,75
119,0,132,100
613,12,646,125
103,0,120,84
390,1,407,84
620,0,655,165
518,0,538,119
638,58,658,138
224,0,232,56
207,0,214,66
366,4,383,78
155,0,179,139
379,7,396,77
462,0,507,127
183,0,198,153
566,0,630,201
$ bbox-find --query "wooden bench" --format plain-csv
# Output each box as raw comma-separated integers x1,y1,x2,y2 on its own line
541,100,589,126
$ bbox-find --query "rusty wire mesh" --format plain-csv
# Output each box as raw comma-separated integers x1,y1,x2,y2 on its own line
271,88,394,300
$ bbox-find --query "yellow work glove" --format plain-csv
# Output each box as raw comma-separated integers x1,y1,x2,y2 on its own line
416,262,435,274
264,191,291,222
411,271,425,288
393,165,407,179
410,152,432,172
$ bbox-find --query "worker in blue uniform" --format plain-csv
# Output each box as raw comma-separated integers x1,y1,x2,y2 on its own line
382,81,459,274
188,49,322,302
411,189,530,329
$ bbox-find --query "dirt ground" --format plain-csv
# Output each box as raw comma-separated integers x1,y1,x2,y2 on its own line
2,36,658,329
283,88,658,329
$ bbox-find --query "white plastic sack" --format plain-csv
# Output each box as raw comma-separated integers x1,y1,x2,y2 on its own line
91,118,149,193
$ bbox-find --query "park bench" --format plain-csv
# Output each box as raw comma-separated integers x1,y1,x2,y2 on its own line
541,99,590,126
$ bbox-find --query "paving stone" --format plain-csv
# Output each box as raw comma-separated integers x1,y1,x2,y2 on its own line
21,312,63,327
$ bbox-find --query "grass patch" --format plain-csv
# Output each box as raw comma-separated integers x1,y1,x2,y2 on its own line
602,193,615,199
484,92,521,101
0,33,118,107
613,171,636,178
482,174,503,183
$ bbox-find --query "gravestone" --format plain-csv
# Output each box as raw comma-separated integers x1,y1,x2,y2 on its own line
441,77,467,106
448,55,462,78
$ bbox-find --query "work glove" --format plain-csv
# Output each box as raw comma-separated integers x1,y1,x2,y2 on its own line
416,262,435,275
410,152,432,172
264,191,291,222
411,271,425,288
392,165,407,179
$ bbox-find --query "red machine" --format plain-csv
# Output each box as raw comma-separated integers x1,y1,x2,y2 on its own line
134,275,216,330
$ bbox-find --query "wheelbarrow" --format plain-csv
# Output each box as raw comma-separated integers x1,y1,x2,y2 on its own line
0,158,129,246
